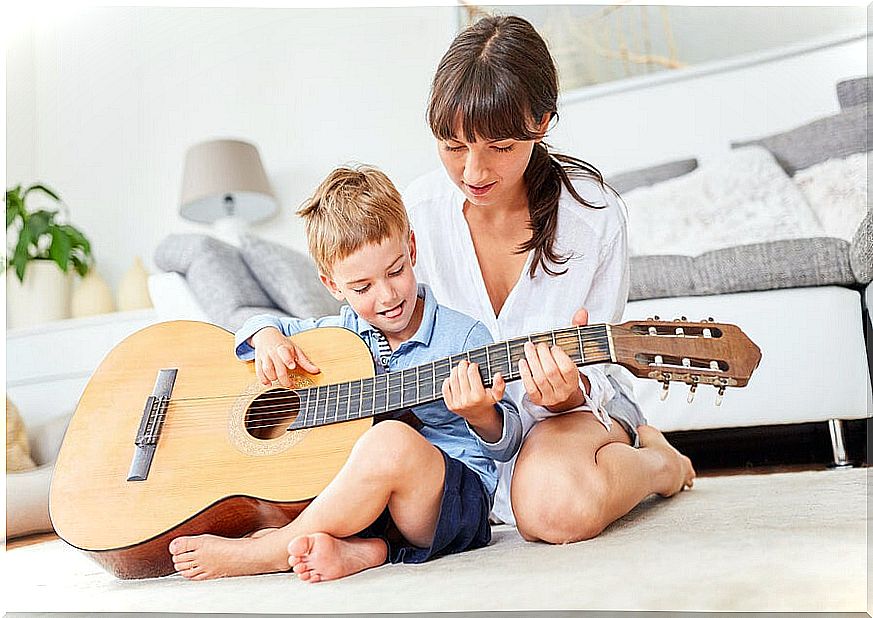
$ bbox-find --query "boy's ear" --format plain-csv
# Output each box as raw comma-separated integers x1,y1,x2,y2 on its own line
408,229,417,267
319,273,346,301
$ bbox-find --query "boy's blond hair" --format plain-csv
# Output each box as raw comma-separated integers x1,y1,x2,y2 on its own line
297,165,410,276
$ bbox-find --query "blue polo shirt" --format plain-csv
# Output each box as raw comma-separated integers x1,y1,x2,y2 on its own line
234,284,522,495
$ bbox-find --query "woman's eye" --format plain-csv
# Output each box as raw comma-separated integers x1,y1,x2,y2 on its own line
493,144,514,153
444,144,465,152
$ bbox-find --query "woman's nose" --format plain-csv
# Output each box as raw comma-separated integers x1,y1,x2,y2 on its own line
463,150,489,185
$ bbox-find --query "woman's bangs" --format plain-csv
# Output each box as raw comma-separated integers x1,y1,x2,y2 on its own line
431,65,536,143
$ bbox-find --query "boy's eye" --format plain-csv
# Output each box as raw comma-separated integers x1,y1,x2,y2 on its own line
352,284,370,294
388,265,404,277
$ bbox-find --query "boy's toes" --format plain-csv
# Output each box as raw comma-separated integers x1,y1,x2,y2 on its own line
287,534,314,559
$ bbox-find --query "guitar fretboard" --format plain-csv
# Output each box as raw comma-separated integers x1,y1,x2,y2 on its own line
288,324,612,429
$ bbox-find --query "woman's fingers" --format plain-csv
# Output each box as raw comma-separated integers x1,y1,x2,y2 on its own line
518,357,541,403
524,342,558,401
571,306,589,326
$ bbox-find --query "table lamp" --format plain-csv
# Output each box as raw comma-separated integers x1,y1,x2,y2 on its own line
179,139,278,243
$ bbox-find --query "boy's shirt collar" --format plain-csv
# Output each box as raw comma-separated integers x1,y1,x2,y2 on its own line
352,283,437,349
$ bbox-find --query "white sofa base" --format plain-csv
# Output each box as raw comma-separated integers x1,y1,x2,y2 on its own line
625,286,871,432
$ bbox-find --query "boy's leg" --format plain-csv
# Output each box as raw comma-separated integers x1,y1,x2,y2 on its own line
169,420,446,580
510,414,695,544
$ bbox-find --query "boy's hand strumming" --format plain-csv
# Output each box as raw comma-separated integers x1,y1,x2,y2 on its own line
250,327,321,387
442,360,505,443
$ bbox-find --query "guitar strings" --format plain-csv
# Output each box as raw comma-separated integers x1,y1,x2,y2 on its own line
134,324,726,433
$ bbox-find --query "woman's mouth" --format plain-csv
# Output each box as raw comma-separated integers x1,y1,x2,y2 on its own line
464,181,496,197
379,301,405,319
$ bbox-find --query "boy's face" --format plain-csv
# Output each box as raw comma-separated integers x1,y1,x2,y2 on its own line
321,230,421,339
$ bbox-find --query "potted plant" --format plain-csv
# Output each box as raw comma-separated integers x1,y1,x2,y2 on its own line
5,183,94,328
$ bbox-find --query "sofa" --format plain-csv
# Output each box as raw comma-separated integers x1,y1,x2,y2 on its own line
148,76,871,468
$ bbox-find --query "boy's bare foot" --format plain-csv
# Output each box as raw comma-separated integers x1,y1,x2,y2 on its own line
249,527,280,538
637,424,696,497
169,534,290,580
287,533,387,583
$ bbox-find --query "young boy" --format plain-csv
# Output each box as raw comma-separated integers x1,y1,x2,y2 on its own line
168,165,522,582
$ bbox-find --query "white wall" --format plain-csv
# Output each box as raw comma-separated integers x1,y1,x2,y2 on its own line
5,6,866,292
552,35,867,175
6,6,457,288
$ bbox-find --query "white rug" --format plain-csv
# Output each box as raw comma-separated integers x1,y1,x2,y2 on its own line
3,469,868,614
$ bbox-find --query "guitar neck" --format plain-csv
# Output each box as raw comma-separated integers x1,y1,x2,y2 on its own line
291,324,612,429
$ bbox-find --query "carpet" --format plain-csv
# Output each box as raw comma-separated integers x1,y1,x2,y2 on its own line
3,469,868,613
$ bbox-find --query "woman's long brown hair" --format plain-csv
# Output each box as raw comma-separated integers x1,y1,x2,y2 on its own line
427,14,608,278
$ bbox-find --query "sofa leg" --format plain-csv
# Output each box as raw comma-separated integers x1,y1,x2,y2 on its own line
827,419,853,468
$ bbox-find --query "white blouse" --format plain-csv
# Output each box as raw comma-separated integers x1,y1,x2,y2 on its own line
404,166,638,525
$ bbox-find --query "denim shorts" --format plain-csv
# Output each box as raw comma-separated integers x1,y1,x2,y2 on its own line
604,375,647,448
358,448,492,564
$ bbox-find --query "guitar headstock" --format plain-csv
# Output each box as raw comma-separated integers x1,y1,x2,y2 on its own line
611,317,762,404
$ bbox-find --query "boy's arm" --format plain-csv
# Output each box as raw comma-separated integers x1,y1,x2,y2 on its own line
234,313,343,360
459,323,523,463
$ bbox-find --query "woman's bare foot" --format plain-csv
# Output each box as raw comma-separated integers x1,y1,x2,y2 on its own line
287,533,387,583
637,424,696,497
249,527,280,539
169,534,290,580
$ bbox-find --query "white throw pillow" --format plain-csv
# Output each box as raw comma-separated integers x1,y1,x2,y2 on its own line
792,152,868,241
622,146,824,256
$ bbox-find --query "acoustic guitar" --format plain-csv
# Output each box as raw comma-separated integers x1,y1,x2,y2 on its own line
49,318,761,579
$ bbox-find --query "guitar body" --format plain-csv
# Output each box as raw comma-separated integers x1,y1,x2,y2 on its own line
49,321,375,579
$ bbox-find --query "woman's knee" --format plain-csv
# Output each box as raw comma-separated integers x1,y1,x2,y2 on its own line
511,466,609,544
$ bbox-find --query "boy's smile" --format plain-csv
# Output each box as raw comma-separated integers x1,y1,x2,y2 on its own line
320,231,423,347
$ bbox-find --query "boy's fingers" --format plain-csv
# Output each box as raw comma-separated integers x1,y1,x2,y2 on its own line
255,358,270,385
491,372,506,400
273,356,292,387
296,350,321,374
441,378,453,406
466,362,485,397
262,357,278,383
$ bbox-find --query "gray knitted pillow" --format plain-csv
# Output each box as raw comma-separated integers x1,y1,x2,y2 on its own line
836,76,870,110
153,234,281,331
732,106,869,175
239,234,343,319
606,158,698,195
849,209,872,285
629,237,854,300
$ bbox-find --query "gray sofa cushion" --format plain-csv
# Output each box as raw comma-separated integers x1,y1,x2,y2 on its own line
629,237,854,300
732,106,869,175
606,158,698,194
837,76,870,110
850,209,872,285
239,234,343,319
154,234,282,331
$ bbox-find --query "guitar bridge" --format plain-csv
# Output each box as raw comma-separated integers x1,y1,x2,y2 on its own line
127,369,177,482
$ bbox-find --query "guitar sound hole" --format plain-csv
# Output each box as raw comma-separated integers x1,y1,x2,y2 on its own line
245,388,300,440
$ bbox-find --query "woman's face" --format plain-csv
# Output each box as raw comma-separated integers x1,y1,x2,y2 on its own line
436,117,549,209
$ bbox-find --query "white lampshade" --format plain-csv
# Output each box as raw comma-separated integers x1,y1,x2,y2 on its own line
179,139,278,224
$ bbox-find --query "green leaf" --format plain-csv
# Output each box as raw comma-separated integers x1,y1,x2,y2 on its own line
11,227,31,281
49,227,72,272
27,210,54,240
23,184,61,203
59,224,92,255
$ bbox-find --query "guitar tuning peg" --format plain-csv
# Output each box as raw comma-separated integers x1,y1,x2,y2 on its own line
653,315,660,321
659,380,670,401
687,383,698,404
715,385,726,406
707,317,715,322
679,316,688,322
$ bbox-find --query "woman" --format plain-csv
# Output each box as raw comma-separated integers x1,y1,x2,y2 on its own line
404,14,695,543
